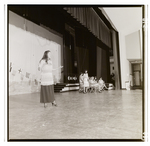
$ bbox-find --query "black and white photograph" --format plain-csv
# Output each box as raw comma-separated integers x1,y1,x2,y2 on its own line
2,0,150,143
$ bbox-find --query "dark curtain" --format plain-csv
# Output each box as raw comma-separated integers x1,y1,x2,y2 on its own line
101,48,108,82
64,31,77,83
96,47,110,83
75,27,89,75
76,47,89,74
88,35,97,77
64,7,111,48
111,30,121,89
75,27,96,77
96,47,102,79
64,45,72,82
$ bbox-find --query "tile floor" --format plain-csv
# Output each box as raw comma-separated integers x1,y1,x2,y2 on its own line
8,89,143,140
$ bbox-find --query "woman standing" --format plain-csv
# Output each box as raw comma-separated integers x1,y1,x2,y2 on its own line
38,50,62,108
83,70,89,93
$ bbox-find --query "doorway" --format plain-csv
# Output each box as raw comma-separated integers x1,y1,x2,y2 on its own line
132,63,142,89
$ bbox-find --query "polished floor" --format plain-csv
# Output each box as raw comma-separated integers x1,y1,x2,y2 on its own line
9,89,143,140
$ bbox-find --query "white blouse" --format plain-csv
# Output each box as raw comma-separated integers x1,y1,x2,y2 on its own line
38,59,54,85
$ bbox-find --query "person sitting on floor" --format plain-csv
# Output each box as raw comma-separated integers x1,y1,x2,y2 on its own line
107,83,115,90
98,77,108,91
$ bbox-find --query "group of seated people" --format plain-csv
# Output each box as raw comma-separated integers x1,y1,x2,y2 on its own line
79,70,114,93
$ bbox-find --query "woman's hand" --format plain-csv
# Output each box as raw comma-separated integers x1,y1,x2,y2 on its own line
53,66,63,71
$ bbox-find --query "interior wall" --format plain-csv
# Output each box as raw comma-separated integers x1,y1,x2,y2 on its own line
125,30,141,60
119,30,142,89
119,32,130,88
139,28,143,59
9,11,63,95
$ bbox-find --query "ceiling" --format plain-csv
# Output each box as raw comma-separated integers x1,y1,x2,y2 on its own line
101,7,142,35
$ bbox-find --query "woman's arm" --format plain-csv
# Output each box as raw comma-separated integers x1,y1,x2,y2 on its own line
38,60,44,71
38,62,41,71
52,66,63,71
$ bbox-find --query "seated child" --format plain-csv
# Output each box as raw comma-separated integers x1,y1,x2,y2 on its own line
89,76,99,92
89,77,99,87
107,83,115,90
98,77,108,91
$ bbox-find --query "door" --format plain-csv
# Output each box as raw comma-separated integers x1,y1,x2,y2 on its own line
132,63,141,87
133,71,140,86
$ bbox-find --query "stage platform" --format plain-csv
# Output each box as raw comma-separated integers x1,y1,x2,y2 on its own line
54,83,79,92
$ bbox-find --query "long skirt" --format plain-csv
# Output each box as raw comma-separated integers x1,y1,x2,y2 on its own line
40,85,55,103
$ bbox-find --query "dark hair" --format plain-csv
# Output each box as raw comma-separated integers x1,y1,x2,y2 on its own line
40,50,51,63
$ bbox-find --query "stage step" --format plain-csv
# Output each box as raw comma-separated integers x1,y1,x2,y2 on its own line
54,83,79,93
